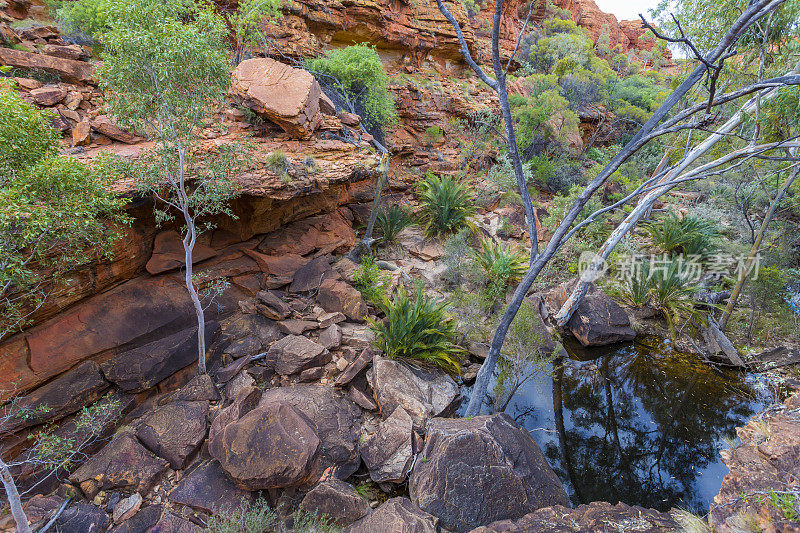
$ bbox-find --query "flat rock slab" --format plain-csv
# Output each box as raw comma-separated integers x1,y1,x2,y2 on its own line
345,497,438,533
10,360,108,431
472,502,679,532
290,255,335,293
410,414,569,532
109,505,163,533
169,460,252,514
161,373,220,404
208,388,320,490
50,502,110,533
299,479,371,527
255,290,292,320
102,323,219,393
136,400,209,470
262,384,362,484
69,432,169,499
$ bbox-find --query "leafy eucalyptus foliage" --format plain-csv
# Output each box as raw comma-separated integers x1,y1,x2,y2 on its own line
95,0,241,372
0,83,129,339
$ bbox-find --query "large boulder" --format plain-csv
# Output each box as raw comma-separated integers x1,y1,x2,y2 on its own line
230,58,323,139
135,400,209,469
69,432,169,499
207,388,320,489
542,280,635,346
368,356,460,428
267,335,326,376
169,460,252,514
361,407,415,484
345,497,439,533
299,479,371,527
261,384,362,482
409,413,568,532
317,278,367,322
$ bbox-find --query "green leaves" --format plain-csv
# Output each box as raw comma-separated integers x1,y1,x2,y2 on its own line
417,173,476,236
306,44,396,133
370,286,463,375
375,205,413,245
0,87,130,338
473,239,528,300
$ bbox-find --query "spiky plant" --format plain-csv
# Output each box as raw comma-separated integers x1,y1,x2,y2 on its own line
417,173,475,236
375,204,413,245
370,286,463,375
643,212,720,260
620,259,651,307
647,259,701,337
473,239,528,299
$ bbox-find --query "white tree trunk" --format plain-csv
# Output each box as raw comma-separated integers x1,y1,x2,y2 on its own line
1,459,31,533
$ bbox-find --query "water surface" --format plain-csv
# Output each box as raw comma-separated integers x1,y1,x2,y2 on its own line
461,337,770,513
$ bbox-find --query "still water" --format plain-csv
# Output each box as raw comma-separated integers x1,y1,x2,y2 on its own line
461,337,771,513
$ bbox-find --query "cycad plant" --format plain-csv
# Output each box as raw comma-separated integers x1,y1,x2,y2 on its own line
418,173,475,236
643,212,720,260
375,205,413,245
647,259,701,337
370,286,463,375
473,239,528,299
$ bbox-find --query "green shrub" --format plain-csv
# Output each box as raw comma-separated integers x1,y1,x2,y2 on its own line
473,239,528,300
375,205,412,245
266,150,291,176
306,44,396,132
646,259,700,337
644,212,720,260
418,173,475,236
352,256,390,304
424,125,443,144
207,499,277,533
370,286,463,375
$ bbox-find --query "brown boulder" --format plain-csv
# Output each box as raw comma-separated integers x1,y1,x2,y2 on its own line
362,407,415,484
318,323,342,350
136,400,209,469
145,230,218,275
268,334,326,376
262,385,363,483
208,388,320,489
543,280,635,346
49,502,111,533
368,356,460,428
109,505,162,533
290,255,335,293
338,112,362,127
317,278,367,322
92,115,140,144
409,414,568,531
72,120,91,146
345,497,439,533
230,58,323,139
30,85,66,106
150,512,203,533
69,432,169,498
299,479,371,527
42,43,88,61
278,319,317,335
169,460,252,514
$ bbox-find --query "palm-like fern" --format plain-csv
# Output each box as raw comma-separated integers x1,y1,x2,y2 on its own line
370,286,463,375
375,205,413,245
643,212,720,260
473,239,528,298
417,173,475,236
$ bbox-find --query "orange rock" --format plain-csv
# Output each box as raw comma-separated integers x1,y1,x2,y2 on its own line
230,58,323,140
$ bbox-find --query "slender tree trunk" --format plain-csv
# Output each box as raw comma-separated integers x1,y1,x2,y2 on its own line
1,459,31,533
721,162,800,328
177,146,207,373
349,151,389,261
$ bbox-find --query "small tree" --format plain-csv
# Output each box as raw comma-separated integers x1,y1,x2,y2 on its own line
0,81,129,339
224,0,283,64
0,393,121,533
96,0,238,373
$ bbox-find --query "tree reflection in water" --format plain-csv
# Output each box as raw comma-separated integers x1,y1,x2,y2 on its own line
464,337,767,513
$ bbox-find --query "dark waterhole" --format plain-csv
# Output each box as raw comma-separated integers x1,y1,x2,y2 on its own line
460,337,770,513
